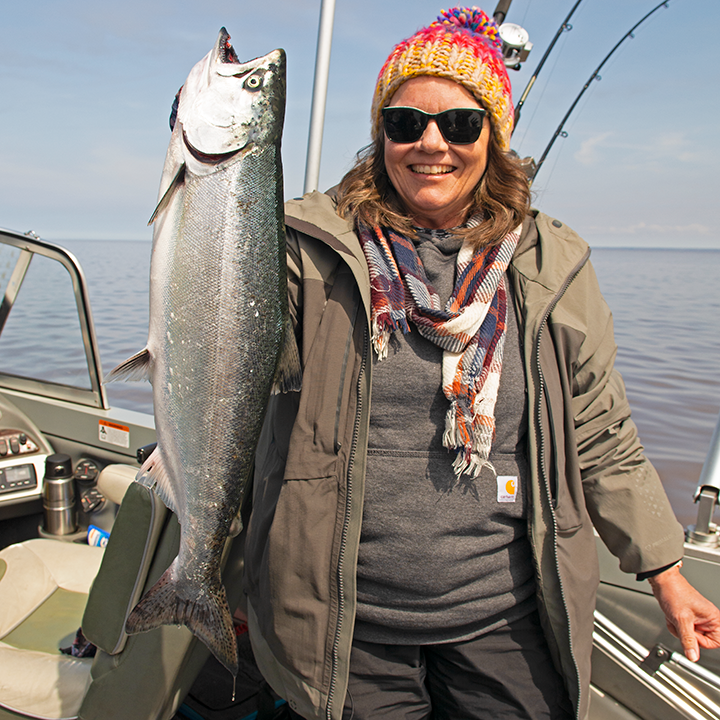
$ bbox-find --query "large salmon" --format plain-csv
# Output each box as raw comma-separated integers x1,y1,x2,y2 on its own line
106,29,300,676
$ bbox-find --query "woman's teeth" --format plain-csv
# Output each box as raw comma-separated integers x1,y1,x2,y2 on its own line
411,164,453,175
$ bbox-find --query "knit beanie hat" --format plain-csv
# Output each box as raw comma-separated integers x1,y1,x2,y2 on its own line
371,7,513,151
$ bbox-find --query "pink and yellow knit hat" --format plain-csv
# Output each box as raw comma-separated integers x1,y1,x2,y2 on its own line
371,7,513,151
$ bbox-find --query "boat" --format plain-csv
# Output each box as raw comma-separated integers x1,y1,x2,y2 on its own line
1,1,719,718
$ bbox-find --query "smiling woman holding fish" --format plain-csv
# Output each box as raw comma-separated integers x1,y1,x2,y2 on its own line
242,7,720,720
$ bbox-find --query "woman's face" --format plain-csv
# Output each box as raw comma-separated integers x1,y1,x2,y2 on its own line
383,76,491,230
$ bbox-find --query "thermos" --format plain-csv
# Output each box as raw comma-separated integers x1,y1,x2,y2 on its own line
42,453,76,535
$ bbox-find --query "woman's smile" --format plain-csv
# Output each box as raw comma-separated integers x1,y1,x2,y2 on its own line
410,164,455,175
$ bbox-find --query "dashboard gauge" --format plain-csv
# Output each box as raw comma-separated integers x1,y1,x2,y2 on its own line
74,458,100,483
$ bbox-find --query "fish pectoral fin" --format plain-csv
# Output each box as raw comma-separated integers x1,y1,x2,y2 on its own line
148,162,186,226
228,514,243,538
135,445,179,515
104,348,152,383
272,317,302,394
125,562,239,677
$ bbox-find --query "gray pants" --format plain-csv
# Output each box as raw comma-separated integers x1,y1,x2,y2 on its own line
341,611,572,720
287,611,572,719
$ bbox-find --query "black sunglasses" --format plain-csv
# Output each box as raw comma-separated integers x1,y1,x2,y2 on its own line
381,106,487,145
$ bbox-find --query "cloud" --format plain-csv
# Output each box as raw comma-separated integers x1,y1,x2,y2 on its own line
574,132,613,165
572,129,706,168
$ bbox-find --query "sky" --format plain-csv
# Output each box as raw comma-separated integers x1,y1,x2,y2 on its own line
1,0,718,248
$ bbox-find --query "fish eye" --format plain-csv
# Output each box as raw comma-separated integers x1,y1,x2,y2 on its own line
244,74,263,91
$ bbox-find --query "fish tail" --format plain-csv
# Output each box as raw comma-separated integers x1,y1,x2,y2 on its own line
125,563,238,676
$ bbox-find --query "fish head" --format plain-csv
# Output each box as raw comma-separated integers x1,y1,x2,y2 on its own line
176,28,286,174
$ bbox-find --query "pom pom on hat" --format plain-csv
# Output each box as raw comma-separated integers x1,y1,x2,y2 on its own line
371,6,513,151
432,6,502,47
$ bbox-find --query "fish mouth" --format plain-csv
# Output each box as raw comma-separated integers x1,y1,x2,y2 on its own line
217,28,240,64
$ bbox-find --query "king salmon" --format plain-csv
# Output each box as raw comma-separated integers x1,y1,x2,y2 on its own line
106,29,300,676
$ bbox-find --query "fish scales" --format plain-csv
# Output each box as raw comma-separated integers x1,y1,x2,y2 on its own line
158,151,284,553
106,31,299,676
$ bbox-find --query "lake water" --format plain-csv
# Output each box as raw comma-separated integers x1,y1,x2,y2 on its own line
590,248,720,528
3,239,720,529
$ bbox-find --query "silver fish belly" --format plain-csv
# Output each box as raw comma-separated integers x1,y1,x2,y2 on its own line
106,30,299,676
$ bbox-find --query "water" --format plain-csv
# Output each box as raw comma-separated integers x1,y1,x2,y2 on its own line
66,239,154,414
590,248,720,528
0,239,154,414
4,240,719,528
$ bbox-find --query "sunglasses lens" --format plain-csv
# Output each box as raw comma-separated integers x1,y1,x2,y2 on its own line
438,109,484,144
382,108,426,143
382,107,486,144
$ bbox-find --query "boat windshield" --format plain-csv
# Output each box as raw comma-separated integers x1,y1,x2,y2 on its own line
0,229,106,408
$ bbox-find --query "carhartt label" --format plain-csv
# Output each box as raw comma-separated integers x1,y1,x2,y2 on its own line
497,475,518,503
98,420,130,448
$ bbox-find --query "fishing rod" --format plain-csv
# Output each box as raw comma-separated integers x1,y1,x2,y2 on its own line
532,0,672,182
512,0,584,132
492,0,512,24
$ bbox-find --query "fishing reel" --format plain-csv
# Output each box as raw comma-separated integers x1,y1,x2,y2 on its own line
498,23,533,70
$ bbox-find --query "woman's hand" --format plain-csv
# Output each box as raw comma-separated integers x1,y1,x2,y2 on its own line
649,565,720,661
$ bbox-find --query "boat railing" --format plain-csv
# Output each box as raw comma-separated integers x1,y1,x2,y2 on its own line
687,413,720,548
594,610,720,719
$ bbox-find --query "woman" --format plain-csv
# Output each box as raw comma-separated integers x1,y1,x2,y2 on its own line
242,8,720,719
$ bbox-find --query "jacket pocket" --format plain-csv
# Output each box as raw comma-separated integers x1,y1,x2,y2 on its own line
244,473,341,689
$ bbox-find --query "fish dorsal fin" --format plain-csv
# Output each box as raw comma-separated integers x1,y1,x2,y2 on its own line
104,348,152,383
135,445,179,515
148,163,186,226
272,317,302,394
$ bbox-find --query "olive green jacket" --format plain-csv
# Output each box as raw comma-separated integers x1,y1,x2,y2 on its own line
244,191,685,720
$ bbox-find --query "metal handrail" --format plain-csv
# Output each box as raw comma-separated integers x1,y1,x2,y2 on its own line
695,413,720,500
594,610,720,719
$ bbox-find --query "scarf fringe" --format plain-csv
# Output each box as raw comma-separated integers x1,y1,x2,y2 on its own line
452,450,497,479
444,401,497,478
371,316,393,360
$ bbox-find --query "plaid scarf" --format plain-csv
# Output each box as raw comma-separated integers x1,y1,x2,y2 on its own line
358,222,520,479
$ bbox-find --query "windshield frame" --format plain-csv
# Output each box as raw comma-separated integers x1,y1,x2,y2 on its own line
0,227,108,409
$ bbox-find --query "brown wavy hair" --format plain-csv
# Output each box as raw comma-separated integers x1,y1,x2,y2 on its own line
335,119,531,249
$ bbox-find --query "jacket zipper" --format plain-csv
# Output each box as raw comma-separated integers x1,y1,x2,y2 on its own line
334,294,361,453
326,326,368,720
533,248,589,720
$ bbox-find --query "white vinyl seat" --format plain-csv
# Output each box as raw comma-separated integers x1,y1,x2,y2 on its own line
0,464,137,719
0,540,104,719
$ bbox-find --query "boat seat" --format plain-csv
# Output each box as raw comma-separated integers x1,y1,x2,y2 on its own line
77,483,246,720
0,539,103,719
0,464,137,719
0,461,247,720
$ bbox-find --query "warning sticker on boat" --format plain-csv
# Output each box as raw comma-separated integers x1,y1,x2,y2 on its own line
98,420,130,448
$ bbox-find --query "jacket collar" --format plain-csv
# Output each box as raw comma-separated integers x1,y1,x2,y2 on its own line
285,194,591,324
511,208,591,294
285,191,371,315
